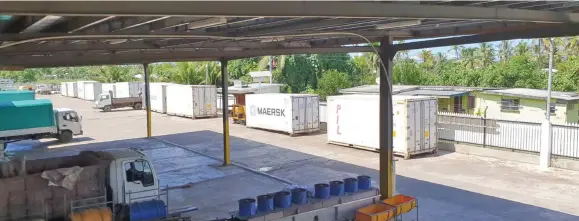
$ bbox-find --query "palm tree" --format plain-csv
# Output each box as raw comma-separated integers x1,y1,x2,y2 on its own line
448,45,464,60
515,41,531,57
498,40,513,62
477,42,495,67
461,47,477,69
417,50,435,69
258,56,286,72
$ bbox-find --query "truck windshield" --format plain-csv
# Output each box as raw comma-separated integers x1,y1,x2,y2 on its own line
100,94,110,100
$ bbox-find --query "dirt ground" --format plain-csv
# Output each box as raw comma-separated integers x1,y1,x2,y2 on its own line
6,94,579,221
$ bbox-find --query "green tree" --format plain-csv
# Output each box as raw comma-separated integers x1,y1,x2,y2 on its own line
477,42,495,67
449,45,464,60
461,47,477,69
317,70,352,99
498,40,513,62
515,41,531,57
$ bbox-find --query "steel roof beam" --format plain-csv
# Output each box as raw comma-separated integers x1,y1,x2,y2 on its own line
0,46,374,68
1,2,578,23
395,24,579,51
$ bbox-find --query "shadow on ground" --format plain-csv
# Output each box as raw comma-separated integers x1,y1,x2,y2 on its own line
157,130,579,221
6,130,577,221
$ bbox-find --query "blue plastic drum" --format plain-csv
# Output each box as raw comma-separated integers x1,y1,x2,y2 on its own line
257,194,274,213
274,191,292,208
329,181,345,196
314,183,330,199
344,178,359,193
357,175,372,190
238,198,257,217
129,200,167,221
291,188,307,204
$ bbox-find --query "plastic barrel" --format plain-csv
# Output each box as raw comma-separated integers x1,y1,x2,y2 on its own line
358,175,372,190
314,183,330,199
129,200,167,221
329,180,345,196
70,208,111,221
344,178,359,193
257,194,274,213
274,191,292,208
291,188,307,205
238,198,257,217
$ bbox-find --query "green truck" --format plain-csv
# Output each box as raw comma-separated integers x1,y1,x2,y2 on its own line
0,99,83,145
0,90,35,102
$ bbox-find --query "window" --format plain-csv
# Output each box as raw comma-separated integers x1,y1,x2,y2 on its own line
501,98,520,111
124,160,154,187
62,112,78,122
549,103,556,114
100,94,110,100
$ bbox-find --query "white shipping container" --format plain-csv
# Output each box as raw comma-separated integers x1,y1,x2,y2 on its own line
66,82,78,98
102,83,115,97
76,81,97,99
245,93,320,135
83,82,102,101
165,84,217,118
327,95,437,159
114,82,142,98
145,83,170,113
60,82,67,96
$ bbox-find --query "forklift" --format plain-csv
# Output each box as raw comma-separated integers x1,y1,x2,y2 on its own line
230,91,253,125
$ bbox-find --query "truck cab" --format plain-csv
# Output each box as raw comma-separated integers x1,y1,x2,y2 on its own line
95,92,112,109
104,149,160,205
54,108,83,142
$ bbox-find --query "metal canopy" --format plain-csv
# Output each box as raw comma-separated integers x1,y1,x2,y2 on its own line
0,1,578,68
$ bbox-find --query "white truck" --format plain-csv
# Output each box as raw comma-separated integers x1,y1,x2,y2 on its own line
0,149,195,221
95,91,143,112
0,100,83,149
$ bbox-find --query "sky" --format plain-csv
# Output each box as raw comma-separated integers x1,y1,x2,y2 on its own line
402,38,527,60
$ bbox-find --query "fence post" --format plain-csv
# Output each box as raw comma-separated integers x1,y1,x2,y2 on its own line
540,120,552,169
482,116,487,148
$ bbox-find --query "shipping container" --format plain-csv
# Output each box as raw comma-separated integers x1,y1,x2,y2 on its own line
0,90,35,102
327,95,437,159
245,93,320,135
102,83,115,97
60,82,67,96
76,81,98,99
83,82,102,101
66,82,78,98
165,84,217,118
114,82,142,98
143,83,170,113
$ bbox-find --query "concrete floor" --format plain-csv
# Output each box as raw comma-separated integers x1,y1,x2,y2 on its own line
6,94,579,221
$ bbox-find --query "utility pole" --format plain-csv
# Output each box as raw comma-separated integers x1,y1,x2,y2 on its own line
268,56,273,84
205,63,209,85
540,37,555,169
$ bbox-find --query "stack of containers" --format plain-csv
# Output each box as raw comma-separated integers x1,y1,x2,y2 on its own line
245,93,320,136
165,84,217,119
76,81,98,100
326,94,438,159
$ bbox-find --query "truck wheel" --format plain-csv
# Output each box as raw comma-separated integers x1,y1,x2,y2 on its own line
58,131,73,143
133,103,143,110
103,105,112,112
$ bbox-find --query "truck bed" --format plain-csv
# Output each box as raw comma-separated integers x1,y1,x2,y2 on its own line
0,151,109,220
113,97,141,104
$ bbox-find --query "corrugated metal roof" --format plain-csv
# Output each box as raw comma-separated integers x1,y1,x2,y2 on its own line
483,88,579,101
397,89,469,98
339,85,419,94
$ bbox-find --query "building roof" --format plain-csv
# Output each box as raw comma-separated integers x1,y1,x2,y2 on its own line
1,1,578,68
483,88,579,101
217,83,282,94
397,89,469,98
339,84,487,97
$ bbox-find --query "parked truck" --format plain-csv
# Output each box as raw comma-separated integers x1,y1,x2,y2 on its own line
0,99,83,144
0,149,195,221
94,91,142,112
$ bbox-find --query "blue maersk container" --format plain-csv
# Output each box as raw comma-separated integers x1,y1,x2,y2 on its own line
0,90,35,102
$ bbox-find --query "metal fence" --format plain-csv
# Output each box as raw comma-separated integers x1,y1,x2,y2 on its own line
437,112,579,158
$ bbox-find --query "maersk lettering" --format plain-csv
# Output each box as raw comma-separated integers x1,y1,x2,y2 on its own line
257,107,285,117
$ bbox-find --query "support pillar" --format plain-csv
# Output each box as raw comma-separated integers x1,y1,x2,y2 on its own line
0,140,5,156
143,63,152,138
220,59,231,165
379,37,395,199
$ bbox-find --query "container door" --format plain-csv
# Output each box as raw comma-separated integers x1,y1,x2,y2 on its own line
192,87,200,117
408,101,418,153
427,99,437,149
291,97,300,131
311,96,319,129
204,87,212,116
161,85,167,113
